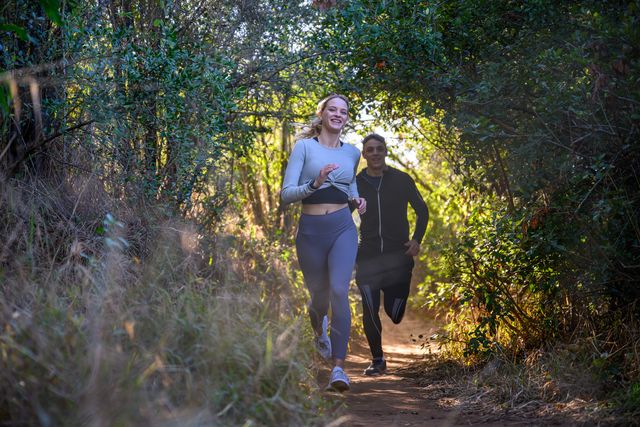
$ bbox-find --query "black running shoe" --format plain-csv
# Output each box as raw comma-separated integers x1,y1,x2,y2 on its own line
363,358,387,376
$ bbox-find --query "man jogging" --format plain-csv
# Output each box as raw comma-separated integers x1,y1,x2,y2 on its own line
356,133,429,376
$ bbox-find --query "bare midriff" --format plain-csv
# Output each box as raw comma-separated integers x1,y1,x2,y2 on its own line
302,203,348,215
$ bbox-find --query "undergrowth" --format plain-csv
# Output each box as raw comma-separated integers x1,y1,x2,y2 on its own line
0,179,331,426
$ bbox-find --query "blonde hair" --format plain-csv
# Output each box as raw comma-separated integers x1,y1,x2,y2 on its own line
295,94,350,139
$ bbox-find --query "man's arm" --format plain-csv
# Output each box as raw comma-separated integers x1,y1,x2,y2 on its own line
408,176,429,244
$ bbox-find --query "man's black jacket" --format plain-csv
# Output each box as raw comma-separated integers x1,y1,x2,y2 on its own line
356,166,429,260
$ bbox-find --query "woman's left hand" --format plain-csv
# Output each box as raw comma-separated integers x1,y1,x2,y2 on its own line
353,197,366,215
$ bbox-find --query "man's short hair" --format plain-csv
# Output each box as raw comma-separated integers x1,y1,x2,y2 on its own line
362,133,386,148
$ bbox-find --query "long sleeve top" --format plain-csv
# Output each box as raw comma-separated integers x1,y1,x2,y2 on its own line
356,166,429,258
280,138,361,205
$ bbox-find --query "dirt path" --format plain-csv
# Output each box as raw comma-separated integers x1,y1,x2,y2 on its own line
319,310,570,427
339,313,448,427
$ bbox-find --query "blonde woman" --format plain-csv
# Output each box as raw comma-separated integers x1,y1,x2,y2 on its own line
281,94,366,392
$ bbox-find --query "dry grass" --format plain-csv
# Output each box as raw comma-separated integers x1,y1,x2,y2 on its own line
0,178,331,426
398,336,640,426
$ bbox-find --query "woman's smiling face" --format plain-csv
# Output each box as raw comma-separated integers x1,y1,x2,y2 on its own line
320,97,349,133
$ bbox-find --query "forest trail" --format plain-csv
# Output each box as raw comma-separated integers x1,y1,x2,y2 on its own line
339,313,449,427
320,310,569,427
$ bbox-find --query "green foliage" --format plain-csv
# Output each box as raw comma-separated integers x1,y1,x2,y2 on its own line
0,84,10,119
1,0,319,223
54,6,248,214
0,23,28,41
432,199,567,357
38,0,61,25
622,381,640,412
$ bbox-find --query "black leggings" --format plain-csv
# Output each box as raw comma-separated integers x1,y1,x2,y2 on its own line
356,252,414,359
358,282,410,359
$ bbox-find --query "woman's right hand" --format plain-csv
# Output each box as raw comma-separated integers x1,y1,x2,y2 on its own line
313,163,340,188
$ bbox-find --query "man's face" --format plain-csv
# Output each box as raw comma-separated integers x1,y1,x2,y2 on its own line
362,138,387,169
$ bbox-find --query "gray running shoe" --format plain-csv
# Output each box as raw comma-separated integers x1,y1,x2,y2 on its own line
364,358,387,376
326,366,350,392
315,315,331,359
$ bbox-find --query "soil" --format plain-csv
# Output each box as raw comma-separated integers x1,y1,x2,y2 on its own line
316,310,574,427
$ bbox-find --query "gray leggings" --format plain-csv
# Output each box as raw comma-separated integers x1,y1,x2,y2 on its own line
296,207,358,360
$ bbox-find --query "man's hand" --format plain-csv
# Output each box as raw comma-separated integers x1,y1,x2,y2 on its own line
404,239,420,256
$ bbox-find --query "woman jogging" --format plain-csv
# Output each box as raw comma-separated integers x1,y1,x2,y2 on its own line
281,94,366,392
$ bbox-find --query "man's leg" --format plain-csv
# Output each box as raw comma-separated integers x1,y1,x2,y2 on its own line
382,256,414,324
382,279,410,324
358,284,383,359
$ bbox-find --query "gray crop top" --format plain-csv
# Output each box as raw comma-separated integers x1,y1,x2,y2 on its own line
280,137,361,205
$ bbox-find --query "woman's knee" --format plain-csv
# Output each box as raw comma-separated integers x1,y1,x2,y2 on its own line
308,286,329,306
330,285,349,303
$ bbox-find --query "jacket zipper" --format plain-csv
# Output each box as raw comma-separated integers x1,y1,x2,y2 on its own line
376,175,384,254
363,171,385,254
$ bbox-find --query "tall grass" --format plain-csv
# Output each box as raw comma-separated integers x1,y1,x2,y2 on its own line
0,179,330,426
